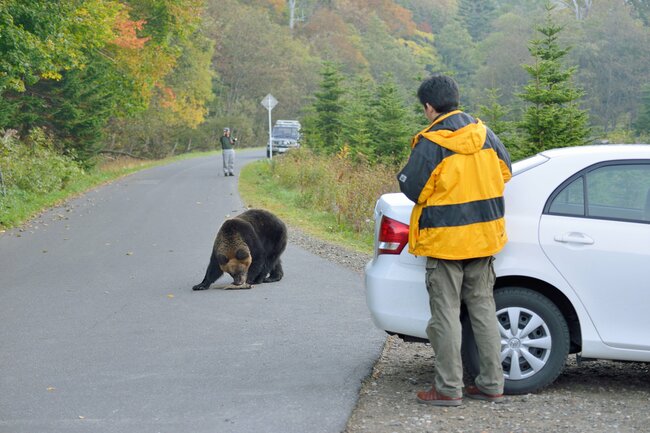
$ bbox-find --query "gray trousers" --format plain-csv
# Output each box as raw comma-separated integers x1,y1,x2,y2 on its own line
425,256,504,398
222,149,235,175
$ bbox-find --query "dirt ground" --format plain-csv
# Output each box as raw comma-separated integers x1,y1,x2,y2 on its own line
344,335,650,433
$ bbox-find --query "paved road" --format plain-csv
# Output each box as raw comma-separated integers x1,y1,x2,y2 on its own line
0,150,386,433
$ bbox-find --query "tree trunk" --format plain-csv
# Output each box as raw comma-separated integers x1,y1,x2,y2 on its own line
0,166,6,196
565,0,593,20
289,0,296,30
98,149,146,160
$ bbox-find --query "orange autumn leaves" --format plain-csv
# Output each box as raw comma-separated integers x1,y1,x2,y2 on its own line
111,12,150,50
106,4,207,128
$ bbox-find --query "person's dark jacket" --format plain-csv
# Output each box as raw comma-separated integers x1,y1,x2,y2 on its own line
220,135,235,150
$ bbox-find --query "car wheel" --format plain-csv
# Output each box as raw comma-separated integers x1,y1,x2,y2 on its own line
461,286,570,395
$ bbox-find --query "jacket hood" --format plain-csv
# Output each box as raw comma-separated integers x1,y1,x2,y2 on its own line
413,110,487,155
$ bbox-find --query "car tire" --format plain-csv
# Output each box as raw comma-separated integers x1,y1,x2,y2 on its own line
461,286,570,395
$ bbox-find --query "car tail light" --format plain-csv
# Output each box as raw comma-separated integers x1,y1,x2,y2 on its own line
377,215,409,255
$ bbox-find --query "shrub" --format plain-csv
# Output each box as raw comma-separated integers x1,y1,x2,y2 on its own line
270,149,399,235
0,128,84,196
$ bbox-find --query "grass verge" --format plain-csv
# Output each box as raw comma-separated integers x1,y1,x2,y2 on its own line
0,151,218,231
238,159,375,254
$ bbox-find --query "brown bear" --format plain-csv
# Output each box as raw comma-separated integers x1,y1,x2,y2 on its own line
192,209,287,290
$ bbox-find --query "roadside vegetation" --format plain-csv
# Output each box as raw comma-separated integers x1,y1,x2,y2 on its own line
0,127,215,229
239,149,398,252
3,1,650,240
234,4,602,253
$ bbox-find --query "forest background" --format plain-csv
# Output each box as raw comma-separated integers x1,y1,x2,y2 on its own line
2,0,650,236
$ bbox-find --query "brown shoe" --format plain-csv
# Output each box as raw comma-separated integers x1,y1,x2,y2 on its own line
464,385,504,403
416,387,462,407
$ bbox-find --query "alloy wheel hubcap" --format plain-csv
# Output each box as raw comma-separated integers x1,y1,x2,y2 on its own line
497,306,552,380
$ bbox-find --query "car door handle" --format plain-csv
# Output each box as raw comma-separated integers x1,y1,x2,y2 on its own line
553,232,595,245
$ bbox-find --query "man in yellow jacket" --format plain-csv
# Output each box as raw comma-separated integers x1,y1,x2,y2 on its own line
397,74,512,406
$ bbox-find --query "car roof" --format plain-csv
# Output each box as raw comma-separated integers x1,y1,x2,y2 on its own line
540,144,650,159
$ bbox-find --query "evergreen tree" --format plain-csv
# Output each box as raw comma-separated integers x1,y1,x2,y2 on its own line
477,88,525,160
434,20,478,89
457,0,497,42
307,62,346,154
372,76,413,165
634,84,650,137
519,4,589,156
477,89,511,136
341,77,375,162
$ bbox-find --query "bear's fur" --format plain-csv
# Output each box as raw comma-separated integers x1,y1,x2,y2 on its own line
192,209,287,290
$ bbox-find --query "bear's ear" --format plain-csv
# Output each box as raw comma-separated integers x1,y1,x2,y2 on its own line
235,248,249,260
216,254,229,266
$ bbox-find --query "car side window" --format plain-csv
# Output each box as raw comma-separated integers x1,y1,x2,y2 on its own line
585,164,650,222
548,177,585,216
547,162,650,223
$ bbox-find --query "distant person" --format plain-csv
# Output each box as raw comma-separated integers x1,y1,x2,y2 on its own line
220,127,237,176
397,74,512,406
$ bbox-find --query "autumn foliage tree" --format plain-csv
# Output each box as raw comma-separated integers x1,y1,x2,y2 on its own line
0,0,120,93
2,0,650,167
0,0,213,163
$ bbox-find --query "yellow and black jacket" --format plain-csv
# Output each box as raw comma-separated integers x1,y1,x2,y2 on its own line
397,110,512,260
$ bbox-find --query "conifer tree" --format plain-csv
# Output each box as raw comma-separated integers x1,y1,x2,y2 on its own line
341,77,375,162
372,76,413,165
457,0,496,42
308,62,345,154
634,84,650,137
519,4,589,156
477,88,524,160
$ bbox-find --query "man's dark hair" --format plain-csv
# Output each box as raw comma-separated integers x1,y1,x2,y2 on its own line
417,74,460,113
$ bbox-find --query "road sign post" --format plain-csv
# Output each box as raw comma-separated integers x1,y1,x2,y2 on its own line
261,94,278,160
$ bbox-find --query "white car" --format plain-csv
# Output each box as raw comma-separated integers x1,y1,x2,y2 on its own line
365,144,650,394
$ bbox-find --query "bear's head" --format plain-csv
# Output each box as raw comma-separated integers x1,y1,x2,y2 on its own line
217,247,252,285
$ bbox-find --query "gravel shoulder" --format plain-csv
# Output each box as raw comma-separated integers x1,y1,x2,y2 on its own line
288,228,650,433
